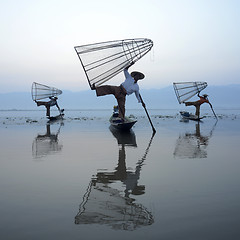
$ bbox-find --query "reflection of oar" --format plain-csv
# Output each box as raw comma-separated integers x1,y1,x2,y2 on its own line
139,94,156,134
75,180,94,223
137,132,155,167
131,132,155,197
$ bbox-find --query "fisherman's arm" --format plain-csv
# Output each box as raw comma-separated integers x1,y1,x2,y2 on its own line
135,91,142,103
208,101,213,108
124,61,135,80
124,68,131,78
135,91,146,108
55,102,61,111
125,61,135,70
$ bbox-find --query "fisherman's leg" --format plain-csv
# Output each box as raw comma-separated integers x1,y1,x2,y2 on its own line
115,148,127,179
195,105,200,117
117,96,126,120
95,85,118,97
46,106,50,117
35,101,47,107
185,101,194,106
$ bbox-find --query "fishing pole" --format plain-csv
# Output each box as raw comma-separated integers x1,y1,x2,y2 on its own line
139,94,156,134
210,105,218,120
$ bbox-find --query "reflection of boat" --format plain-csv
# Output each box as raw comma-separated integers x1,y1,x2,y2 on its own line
32,123,63,158
174,121,217,159
109,126,137,147
109,106,137,131
75,130,155,230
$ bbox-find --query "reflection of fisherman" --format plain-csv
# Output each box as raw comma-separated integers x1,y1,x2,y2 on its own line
75,130,155,229
91,62,145,121
33,123,63,158
96,128,154,199
173,121,218,159
36,124,58,141
114,145,144,198
35,97,62,117
184,93,213,118
96,139,144,198
195,122,209,146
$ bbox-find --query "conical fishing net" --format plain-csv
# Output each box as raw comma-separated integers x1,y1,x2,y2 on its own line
31,82,62,101
173,82,208,104
74,38,153,88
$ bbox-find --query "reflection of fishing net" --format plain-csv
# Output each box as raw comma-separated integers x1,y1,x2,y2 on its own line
173,134,208,159
32,124,63,158
173,82,207,104
31,82,62,101
74,38,153,88
75,180,153,231
32,137,63,158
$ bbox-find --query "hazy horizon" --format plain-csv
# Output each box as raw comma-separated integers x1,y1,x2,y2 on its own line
1,84,240,110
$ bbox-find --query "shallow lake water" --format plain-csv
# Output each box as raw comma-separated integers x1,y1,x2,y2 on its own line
1,109,240,240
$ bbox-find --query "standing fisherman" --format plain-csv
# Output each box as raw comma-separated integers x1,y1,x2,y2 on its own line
92,63,145,122
184,93,213,118
35,96,62,117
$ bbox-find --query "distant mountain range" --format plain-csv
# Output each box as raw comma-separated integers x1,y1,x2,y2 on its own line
0,84,240,110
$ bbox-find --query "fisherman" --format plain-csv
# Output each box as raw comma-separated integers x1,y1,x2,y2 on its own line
184,92,213,118
91,63,145,121
35,96,62,117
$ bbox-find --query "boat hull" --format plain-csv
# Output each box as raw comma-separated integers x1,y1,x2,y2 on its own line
180,111,205,121
109,116,137,131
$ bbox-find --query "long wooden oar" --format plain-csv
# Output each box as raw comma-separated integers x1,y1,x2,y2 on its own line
139,94,156,134
210,105,218,120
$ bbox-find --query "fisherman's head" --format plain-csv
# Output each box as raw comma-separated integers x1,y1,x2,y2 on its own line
131,71,145,82
203,94,208,99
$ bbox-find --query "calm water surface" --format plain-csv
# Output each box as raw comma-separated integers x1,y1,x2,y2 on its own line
0,109,240,240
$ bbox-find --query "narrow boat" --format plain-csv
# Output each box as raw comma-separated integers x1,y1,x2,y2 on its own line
48,113,64,121
109,106,137,131
180,111,205,121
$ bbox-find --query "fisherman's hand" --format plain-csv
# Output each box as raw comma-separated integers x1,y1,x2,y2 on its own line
126,61,134,69
141,101,146,108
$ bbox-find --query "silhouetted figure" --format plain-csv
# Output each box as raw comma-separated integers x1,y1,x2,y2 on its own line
35,96,61,117
92,63,145,121
184,93,213,118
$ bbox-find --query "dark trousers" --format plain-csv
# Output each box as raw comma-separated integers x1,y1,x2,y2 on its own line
96,85,127,119
185,101,201,117
36,101,51,116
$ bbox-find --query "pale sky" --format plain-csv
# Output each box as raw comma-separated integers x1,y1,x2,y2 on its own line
0,0,239,93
